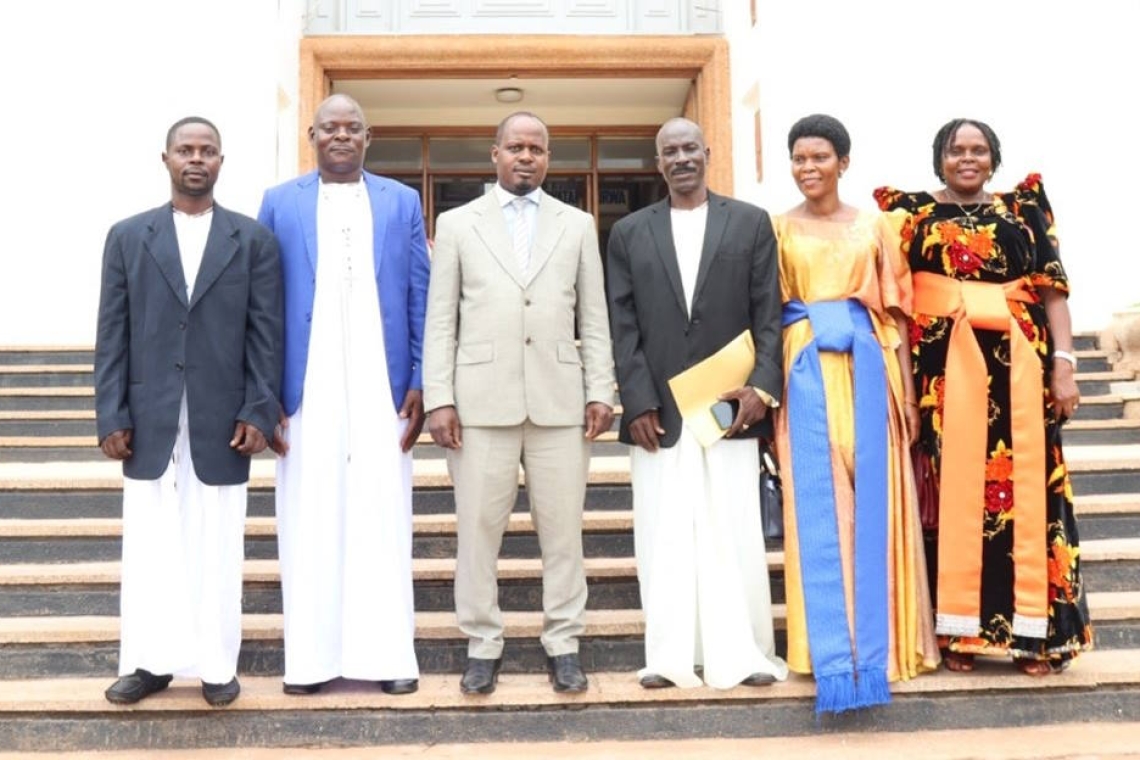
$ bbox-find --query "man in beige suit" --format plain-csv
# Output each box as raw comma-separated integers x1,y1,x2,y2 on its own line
424,111,615,695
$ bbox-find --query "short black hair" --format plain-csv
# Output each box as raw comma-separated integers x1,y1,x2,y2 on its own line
932,118,1002,181
787,114,850,159
495,111,548,145
166,116,221,150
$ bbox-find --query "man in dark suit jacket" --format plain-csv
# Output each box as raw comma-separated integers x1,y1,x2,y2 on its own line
95,116,283,707
606,117,787,690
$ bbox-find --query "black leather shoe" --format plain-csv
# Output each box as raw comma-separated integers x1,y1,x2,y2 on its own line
639,673,675,689
547,653,588,693
105,669,173,705
741,672,776,687
283,681,324,695
202,677,241,706
460,657,502,694
380,678,419,695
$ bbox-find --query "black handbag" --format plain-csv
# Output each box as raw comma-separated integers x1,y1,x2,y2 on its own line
759,443,784,540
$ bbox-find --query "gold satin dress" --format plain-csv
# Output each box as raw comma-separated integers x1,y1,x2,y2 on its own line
773,209,939,682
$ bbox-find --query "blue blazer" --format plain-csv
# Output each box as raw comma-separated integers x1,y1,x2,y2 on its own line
257,171,430,416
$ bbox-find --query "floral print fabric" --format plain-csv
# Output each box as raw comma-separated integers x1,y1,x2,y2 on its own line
875,175,1092,661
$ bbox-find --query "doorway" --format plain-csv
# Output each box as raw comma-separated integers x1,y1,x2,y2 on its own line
364,130,667,252
297,35,733,193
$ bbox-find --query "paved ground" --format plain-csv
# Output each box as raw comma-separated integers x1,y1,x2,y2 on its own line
2,722,1138,758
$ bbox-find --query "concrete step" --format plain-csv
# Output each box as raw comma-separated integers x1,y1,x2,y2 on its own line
1,591,1133,647
1,650,1139,751
1072,331,1101,351
1076,349,1114,373
3,445,1138,506
3,444,1137,486
0,538,1136,616
0,593,1135,681
1068,392,1128,420
4,723,1140,760
1,494,1136,562
1072,369,1136,396
0,509,636,564
4,413,1136,453
0,365,94,388
0,431,628,462
0,387,94,412
0,348,92,366
1064,417,1140,446
0,410,95,437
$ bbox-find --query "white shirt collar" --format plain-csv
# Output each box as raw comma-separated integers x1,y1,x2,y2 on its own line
494,183,543,208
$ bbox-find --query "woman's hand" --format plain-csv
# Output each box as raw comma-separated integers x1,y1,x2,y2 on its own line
1051,359,1080,421
904,400,921,446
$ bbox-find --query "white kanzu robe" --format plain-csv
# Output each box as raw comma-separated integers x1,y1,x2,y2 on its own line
275,180,419,684
629,204,788,690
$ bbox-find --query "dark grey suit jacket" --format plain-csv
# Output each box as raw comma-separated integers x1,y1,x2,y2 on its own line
94,203,283,485
606,192,782,448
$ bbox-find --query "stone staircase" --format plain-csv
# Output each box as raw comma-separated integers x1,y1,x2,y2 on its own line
1,336,1138,753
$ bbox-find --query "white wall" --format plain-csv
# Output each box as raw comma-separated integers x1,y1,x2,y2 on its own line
0,0,289,345
727,0,1140,331
2,1,1133,344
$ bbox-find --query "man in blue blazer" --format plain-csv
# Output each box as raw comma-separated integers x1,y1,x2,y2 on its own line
96,116,283,707
258,93,430,695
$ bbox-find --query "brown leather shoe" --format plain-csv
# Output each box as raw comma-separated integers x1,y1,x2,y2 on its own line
547,653,588,693
105,669,173,705
460,657,502,694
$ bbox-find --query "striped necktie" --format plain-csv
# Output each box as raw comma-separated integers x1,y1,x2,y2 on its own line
511,196,532,275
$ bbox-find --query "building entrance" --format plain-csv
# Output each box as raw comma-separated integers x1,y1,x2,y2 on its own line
364,129,667,263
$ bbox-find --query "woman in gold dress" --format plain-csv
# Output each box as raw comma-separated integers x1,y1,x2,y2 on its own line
773,114,938,713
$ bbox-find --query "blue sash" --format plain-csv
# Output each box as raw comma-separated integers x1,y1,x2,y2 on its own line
783,299,891,714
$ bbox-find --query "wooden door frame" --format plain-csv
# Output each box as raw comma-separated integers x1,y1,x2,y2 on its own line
298,35,733,193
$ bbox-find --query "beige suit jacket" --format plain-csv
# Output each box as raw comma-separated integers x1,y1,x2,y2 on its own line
424,190,615,426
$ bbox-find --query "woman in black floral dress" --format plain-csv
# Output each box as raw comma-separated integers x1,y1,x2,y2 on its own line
875,118,1092,675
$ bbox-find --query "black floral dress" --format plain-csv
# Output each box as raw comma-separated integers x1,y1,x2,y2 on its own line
875,175,1092,662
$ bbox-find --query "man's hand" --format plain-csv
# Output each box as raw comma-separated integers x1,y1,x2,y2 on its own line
629,409,665,452
719,387,768,438
583,402,614,441
231,421,268,456
428,406,463,450
100,429,133,460
399,390,426,453
270,410,290,457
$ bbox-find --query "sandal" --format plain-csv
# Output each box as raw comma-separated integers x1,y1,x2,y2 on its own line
941,649,975,673
1014,657,1053,677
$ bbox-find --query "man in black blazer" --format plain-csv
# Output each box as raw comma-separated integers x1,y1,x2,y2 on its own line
95,116,283,707
606,117,787,690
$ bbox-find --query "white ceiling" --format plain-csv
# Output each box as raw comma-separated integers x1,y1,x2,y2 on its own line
333,77,692,128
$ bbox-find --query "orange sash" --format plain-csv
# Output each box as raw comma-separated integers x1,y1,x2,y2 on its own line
912,272,1048,640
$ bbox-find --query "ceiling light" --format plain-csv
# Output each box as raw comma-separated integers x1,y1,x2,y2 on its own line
494,87,524,103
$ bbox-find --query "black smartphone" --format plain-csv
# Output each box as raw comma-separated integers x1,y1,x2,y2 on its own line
711,399,738,430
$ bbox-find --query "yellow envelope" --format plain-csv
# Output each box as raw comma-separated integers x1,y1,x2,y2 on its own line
666,329,756,448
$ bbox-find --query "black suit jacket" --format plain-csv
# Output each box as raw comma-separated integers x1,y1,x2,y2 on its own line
94,203,283,485
606,192,782,448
